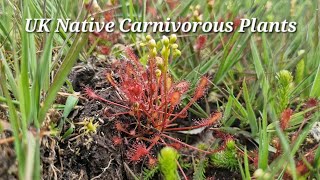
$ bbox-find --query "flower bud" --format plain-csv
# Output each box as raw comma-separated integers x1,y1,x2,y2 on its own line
156,41,162,50
162,35,169,46
173,49,181,57
150,48,157,57
146,35,152,41
171,43,178,49
161,47,170,59
149,39,156,48
156,57,164,66
140,42,146,47
169,34,177,44
193,10,199,17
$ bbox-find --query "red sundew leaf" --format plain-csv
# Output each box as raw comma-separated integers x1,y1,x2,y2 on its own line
169,91,181,106
168,142,183,150
125,47,139,64
167,112,222,133
280,109,293,130
115,121,125,132
121,80,144,103
194,76,210,99
100,46,110,55
84,87,101,100
147,6,157,17
194,35,207,51
112,136,123,145
107,32,121,43
172,81,190,94
125,62,135,76
104,11,114,22
166,0,179,9
84,3,93,12
177,111,188,118
295,154,314,176
253,155,259,168
128,84,143,97
233,17,241,29
303,98,318,118
128,143,149,162
195,112,222,127
218,17,224,25
305,98,318,108
148,157,157,167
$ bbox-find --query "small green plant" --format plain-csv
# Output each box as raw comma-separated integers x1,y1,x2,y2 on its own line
76,117,99,134
210,139,238,171
193,157,208,180
276,70,294,114
158,146,180,180
143,165,160,180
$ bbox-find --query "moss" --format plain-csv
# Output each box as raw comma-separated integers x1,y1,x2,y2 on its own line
158,146,180,180
209,140,238,171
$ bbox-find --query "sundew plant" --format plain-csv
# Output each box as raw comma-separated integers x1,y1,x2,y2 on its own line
0,0,319,179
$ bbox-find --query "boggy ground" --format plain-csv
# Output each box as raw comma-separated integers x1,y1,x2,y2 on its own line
1,55,316,179
41,57,126,180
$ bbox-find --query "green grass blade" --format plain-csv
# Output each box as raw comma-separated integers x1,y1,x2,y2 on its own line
119,0,128,18
38,32,88,124
0,62,25,178
32,15,57,126
242,80,258,136
0,49,19,99
20,0,32,127
310,63,320,97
